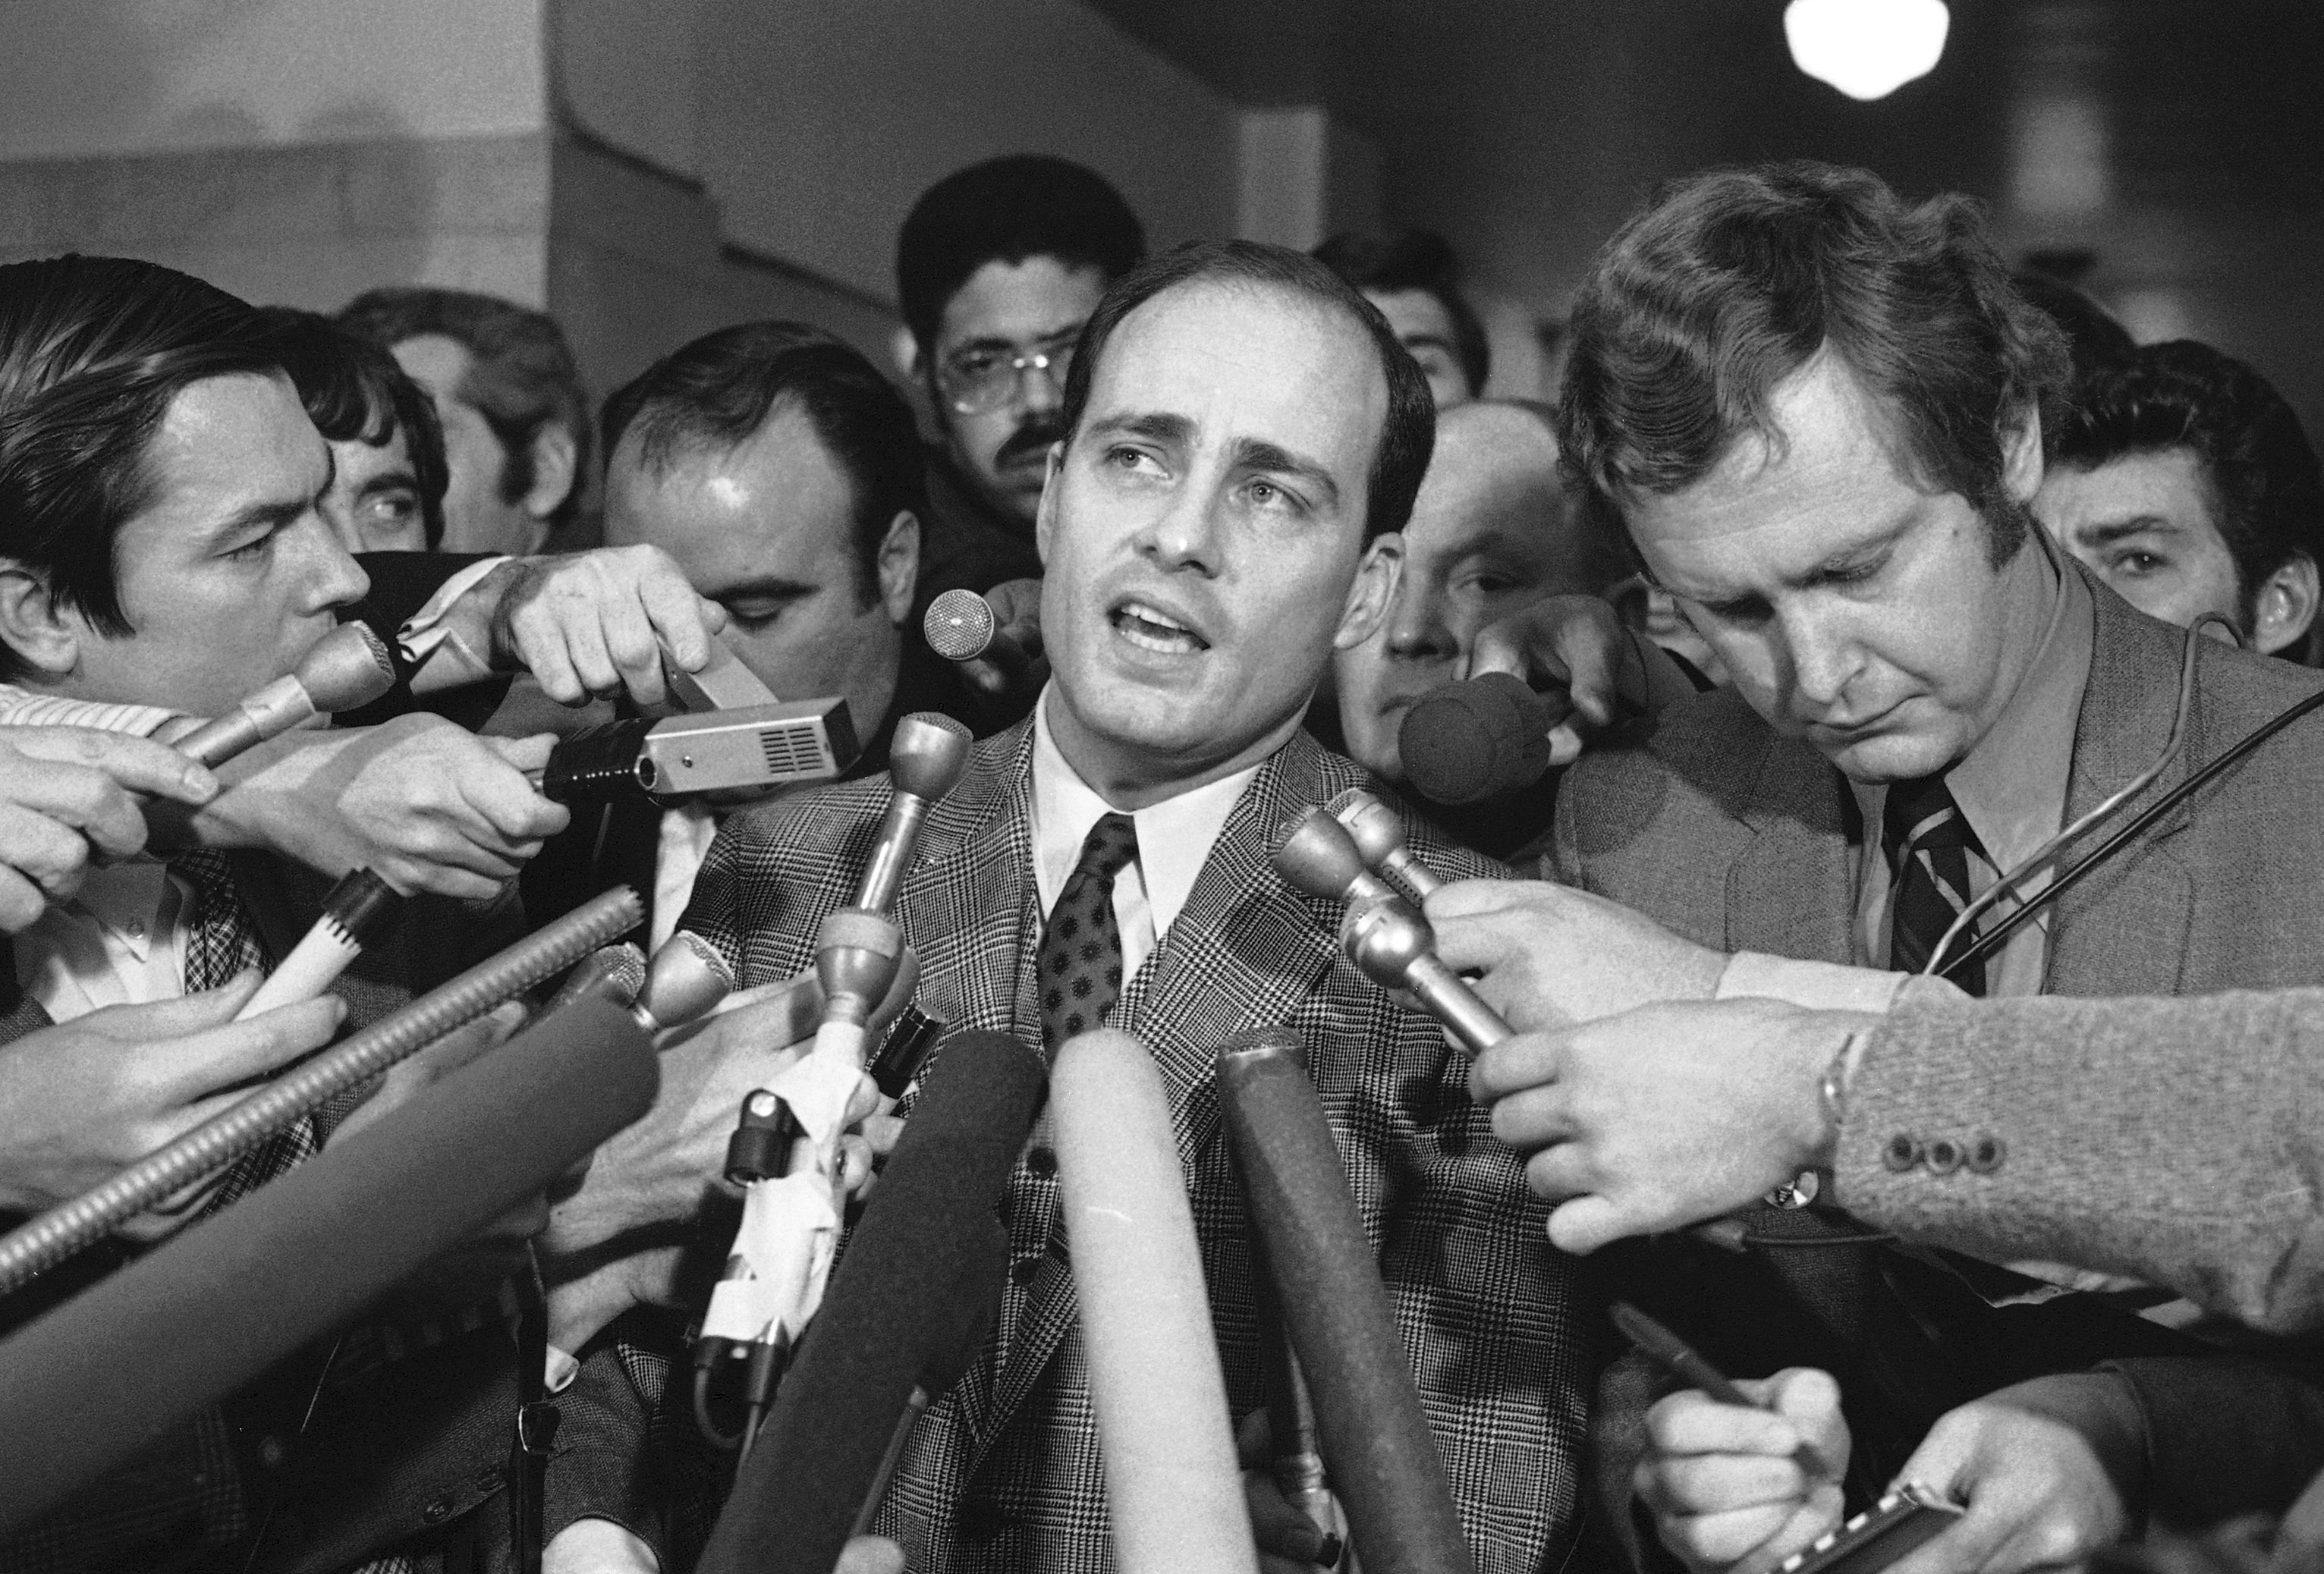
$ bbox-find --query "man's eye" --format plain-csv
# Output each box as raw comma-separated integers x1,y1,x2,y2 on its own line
952,352,1001,380
224,531,275,563
1244,479,1305,515
2112,550,2167,577
1105,446,1163,476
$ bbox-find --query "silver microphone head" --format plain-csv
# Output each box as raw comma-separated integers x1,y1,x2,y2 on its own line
549,943,647,1012
1326,787,1407,872
923,589,998,662
637,931,734,1029
1269,806,1373,900
1340,895,1435,991
296,623,398,714
888,712,974,803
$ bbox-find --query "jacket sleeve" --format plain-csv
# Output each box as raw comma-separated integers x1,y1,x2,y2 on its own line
1835,982,2324,1335
2108,1356,2324,1525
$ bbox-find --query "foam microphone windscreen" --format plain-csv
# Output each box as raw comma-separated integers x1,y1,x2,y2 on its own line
698,1029,1046,1574
0,1000,656,1532
1055,1029,1258,1574
1398,672,1561,807
1217,1044,1478,1574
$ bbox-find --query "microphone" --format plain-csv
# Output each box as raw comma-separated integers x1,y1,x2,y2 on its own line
174,624,398,768
0,887,644,1295
923,589,1030,680
1326,787,1444,900
1395,672,1566,807
545,943,648,1013
1217,1031,1478,1574
533,699,860,805
854,712,974,913
697,1029,1046,1574
0,997,656,1532
1269,806,1508,1058
1055,1028,1258,1574
543,933,733,1035
234,867,404,1019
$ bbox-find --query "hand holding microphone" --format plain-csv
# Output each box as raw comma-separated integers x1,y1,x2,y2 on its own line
0,727,223,932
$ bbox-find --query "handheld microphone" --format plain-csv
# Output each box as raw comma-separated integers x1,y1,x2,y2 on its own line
174,624,398,768
233,867,405,1019
1055,1029,1259,1574
1395,672,1567,807
547,932,733,1035
546,943,648,1013
1217,1031,1478,1574
0,887,644,1295
1326,788,1444,900
533,700,859,805
854,712,974,913
923,589,1030,679
1340,897,1509,1058
697,1029,1046,1574
1269,806,1508,1057
0,997,656,1532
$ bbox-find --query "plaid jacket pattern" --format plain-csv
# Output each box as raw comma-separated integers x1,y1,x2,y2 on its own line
681,721,1590,1574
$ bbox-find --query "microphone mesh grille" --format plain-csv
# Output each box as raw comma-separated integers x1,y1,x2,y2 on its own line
923,589,996,661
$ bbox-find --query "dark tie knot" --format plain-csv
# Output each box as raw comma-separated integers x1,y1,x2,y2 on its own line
1882,774,1975,865
1072,812,1140,884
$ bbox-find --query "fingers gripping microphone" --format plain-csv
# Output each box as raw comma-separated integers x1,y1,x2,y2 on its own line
1218,1032,1478,1574
1054,1029,1259,1574
0,998,657,1532
923,589,1030,678
697,1030,1046,1574
534,700,860,805
1395,673,1566,807
1326,788,1444,901
173,624,399,768
854,712,974,913
1271,808,1509,1058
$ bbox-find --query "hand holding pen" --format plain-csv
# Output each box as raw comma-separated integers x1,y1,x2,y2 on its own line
1616,1302,1854,1574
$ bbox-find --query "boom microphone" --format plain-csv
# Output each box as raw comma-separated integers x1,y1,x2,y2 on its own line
923,589,1030,679
1395,673,1566,807
697,1029,1047,1574
1217,1031,1477,1574
1055,1029,1258,1574
0,999,656,1531
534,699,859,805
173,624,398,767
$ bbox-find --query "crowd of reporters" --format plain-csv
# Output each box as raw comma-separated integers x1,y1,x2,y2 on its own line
2,143,2322,1574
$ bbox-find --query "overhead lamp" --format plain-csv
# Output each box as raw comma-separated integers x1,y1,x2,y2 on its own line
1785,0,1951,101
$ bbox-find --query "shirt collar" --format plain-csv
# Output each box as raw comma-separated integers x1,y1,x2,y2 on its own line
1029,688,1262,939
1849,538,2096,875
68,861,176,963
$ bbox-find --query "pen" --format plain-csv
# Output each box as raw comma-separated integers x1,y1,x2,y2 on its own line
1610,1299,1833,1480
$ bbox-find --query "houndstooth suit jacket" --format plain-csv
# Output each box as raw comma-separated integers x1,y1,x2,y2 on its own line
681,719,1591,1574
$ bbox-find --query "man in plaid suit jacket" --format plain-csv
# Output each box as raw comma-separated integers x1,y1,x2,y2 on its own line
679,238,1590,1572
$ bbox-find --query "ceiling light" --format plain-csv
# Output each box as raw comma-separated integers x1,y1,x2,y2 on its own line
1785,0,1951,101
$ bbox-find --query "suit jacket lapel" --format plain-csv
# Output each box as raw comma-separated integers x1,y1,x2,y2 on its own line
1723,730,1859,963
2046,576,2198,994
975,731,1341,1454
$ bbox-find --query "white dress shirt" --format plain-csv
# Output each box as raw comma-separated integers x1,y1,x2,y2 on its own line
14,861,194,1023
1028,690,1262,976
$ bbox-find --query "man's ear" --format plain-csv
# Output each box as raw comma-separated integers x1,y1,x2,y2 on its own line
520,423,581,536
1999,401,2046,504
890,326,924,387
0,565,82,683
877,510,921,627
2252,552,2322,658
1334,534,1404,652
1033,445,1065,568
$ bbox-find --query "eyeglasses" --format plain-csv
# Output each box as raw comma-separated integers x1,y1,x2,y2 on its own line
934,337,1078,416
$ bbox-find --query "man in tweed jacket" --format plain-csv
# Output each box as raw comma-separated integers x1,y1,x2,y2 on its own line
680,239,1588,1572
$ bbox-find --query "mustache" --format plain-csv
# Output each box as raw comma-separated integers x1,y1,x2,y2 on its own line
994,416,1068,468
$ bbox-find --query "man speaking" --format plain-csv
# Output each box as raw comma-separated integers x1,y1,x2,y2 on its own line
679,240,1587,1572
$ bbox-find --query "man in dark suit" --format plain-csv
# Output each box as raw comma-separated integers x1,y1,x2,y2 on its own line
1472,162,2324,1571
678,240,1587,1572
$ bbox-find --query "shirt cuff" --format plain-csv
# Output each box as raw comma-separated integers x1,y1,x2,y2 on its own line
401,555,508,693
1715,951,1917,1015
545,1341,580,1395
0,688,182,737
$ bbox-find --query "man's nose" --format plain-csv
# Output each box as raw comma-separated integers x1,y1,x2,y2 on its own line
1138,486,1225,577
1776,599,1862,711
1016,361,1065,418
293,514,372,613
1384,582,1459,662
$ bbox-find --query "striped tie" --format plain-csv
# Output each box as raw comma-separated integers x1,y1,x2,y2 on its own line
1881,774,1987,996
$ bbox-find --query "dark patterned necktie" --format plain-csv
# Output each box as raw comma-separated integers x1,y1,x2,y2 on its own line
1038,813,1140,1053
170,850,316,1210
1882,774,1988,997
